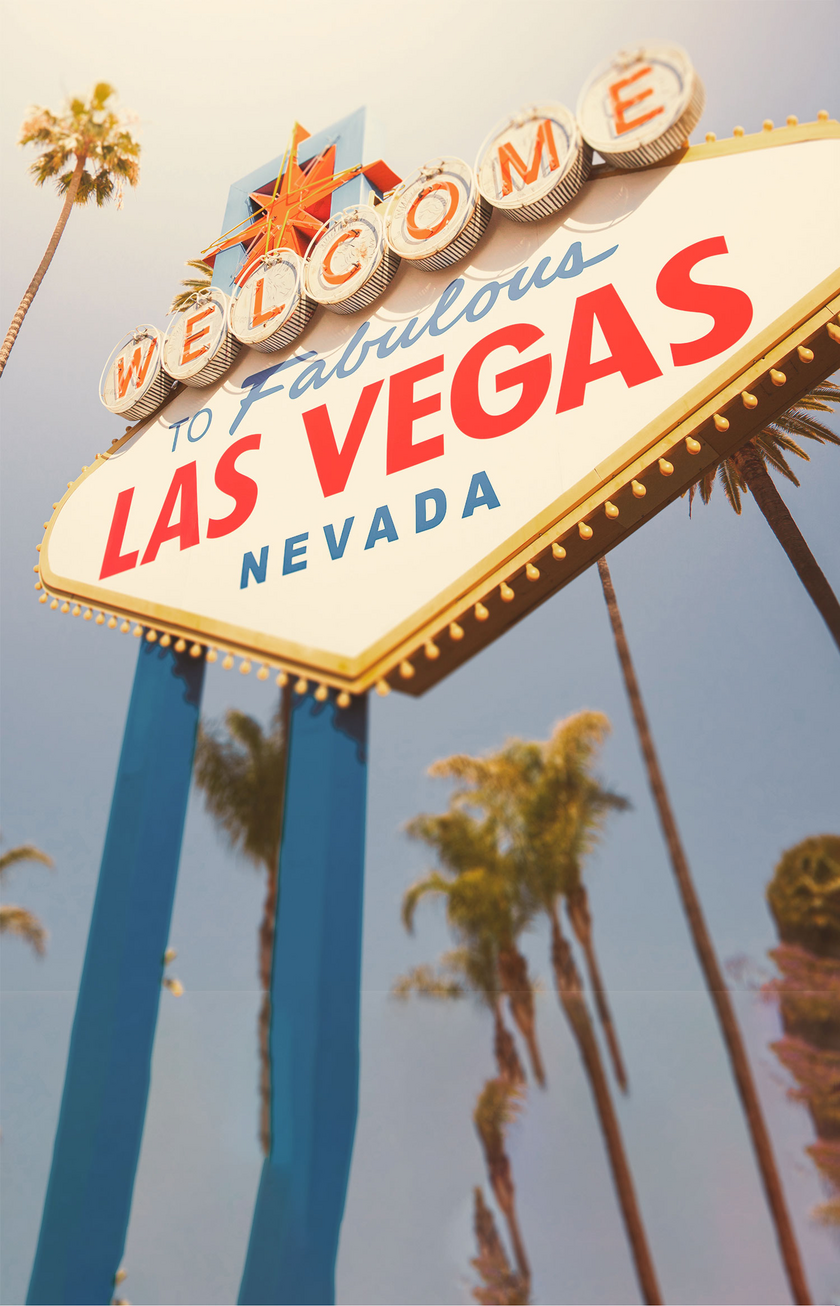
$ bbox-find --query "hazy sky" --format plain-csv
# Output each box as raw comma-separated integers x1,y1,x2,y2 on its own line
1,2,839,1303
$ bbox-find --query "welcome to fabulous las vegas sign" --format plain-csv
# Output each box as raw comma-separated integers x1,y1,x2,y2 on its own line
37,45,840,699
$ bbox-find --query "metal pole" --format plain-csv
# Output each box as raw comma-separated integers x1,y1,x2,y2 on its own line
27,642,204,1305
238,690,368,1306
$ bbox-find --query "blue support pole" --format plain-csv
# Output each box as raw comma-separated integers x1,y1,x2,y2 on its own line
27,643,204,1306
238,690,369,1306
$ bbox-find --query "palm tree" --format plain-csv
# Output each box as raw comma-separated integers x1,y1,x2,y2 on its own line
414,727,662,1305
193,695,289,1153
765,835,840,1227
432,716,629,1092
169,258,213,314
688,381,840,653
0,82,140,379
597,554,812,1304
403,809,545,1086
0,842,53,955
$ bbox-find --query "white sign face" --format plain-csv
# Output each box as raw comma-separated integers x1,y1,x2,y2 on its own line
578,44,704,167
100,327,171,419
476,102,590,219
162,290,237,385
229,252,312,351
43,128,840,694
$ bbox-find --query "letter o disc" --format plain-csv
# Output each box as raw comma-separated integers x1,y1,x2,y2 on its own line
475,102,591,222
163,288,241,387
99,325,173,420
384,157,491,271
577,44,705,169
304,207,399,314
229,250,315,352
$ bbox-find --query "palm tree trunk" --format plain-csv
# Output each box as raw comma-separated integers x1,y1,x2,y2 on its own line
0,155,85,379
257,682,292,1156
499,947,546,1087
732,443,840,655
566,883,628,1093
257,860,279,1155
493,1000,526,1086
597,554,812,1305
550,905,662,1305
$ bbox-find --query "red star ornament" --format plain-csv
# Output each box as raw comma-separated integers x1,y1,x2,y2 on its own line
205,122,401,282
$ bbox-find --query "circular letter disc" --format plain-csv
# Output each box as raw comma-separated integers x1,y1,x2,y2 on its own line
384,157,490,271
577,43,705,168
475,102,591,222
163,288,241,386
229,251,315,352
99,325,173,420
304,207,399,314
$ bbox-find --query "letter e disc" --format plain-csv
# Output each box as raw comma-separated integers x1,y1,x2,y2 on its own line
99,325,173,420
577,44,705,169
229,250,315,353
475,102,591,222
163,288,241,387
304,207,399,315
384,157,491,271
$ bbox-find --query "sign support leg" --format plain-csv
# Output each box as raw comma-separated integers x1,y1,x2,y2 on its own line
27,642,204,1306
238,690,369,1306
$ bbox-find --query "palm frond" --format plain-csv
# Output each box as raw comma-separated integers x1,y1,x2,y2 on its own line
169,259,213,314
686,380,839,514
391,963,464,999
0,905,47,955
19,83,140,205
0,844,53,877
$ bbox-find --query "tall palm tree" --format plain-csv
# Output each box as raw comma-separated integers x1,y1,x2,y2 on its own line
398,832,535,1293
193,695,289,1153
168,258,213,314
0,842,53,955
404,809,545,1086
0,82,140,378
432,716,629,1092
597,554,812,1305
765,835,840,1228
688,381,840,653
415,726,662,1305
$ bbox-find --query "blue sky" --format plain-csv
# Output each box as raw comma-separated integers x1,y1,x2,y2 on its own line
1,2,839,1302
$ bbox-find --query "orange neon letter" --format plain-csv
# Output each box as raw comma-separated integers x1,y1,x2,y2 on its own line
251,277,284,328
116,341,156,399
321,229,362,286
181,306,215,366
497,119,560,196
406,181,460,240
608,66,664,136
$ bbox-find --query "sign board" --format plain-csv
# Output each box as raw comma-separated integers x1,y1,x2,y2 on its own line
39,119,840,697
